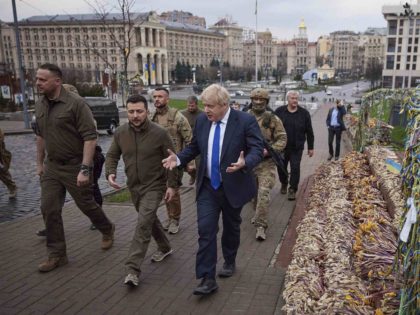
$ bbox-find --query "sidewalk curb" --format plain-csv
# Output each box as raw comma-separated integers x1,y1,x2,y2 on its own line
3,130,34,135
275,174,314,269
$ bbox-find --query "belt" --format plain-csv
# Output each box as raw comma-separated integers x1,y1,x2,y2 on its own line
47,157,82,166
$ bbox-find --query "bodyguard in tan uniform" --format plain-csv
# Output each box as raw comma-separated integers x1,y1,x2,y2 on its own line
34,63,114,272
180,95,203,185
151,87,193,234
106,94,177,287
248,88,287,241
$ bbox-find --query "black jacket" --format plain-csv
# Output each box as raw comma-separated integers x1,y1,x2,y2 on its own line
274,105,314,151
326,106,346,131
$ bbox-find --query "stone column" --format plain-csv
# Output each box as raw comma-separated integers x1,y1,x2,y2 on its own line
156,55,162,84
150,55,156,85
162,31,167,48
140,27,146,46
148,28,153,47
156,30,161,48
163,56,169,84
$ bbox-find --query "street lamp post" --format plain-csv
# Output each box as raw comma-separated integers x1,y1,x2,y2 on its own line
217,58,223,85
11,0,30,128
192,66,196,84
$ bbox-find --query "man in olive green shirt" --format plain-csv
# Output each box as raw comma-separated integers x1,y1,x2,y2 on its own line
151,87,194,234
0,127,17,199
106,94,177,287
34,63,114,273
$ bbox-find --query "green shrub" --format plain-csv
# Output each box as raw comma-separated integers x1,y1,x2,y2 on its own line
104,188,131,203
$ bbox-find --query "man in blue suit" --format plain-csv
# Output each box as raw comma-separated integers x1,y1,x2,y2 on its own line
163,84,264,295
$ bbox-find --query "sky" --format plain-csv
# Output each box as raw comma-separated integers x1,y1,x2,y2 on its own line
0,0,408,40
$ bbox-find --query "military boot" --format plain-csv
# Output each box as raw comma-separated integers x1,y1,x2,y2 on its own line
38,256,68,272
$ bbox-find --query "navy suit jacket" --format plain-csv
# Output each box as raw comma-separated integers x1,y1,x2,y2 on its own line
177,109,264,208
326,106,347,130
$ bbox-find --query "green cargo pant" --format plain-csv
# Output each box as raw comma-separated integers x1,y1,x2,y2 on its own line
40,160,113,258
125,189,171,275
165,168,182,222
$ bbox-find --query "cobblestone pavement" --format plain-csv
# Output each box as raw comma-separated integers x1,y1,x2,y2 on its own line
0,133,126,223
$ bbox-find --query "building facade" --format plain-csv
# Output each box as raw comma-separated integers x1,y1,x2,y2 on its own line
358,29,386,73
382,1,420,88
209,18,243,68
162,20,225,81
330,30,359,77
159,10,206,28
0,12,170,86
317,35,332,66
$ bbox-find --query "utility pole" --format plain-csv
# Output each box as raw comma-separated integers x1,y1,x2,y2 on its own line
11,0,30,128
255,0,258,83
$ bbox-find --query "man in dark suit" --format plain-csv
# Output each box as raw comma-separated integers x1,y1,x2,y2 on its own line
326,99,346,161
163,84,264,295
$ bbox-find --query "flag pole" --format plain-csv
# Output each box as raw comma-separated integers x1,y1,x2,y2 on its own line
255,0,258,83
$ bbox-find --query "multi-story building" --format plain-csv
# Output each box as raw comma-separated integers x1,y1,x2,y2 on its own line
274,21,316,76
243,29,276,79
159,10,206,28
285,20,316,75
317,35,332,66
0,11,229,86
382,1,420,88
0,12,170,85
209,18,243,68
330,30,359,77
273,40,288,77
358,28,386,73
162,20,225,81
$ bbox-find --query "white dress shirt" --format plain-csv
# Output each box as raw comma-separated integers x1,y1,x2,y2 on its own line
175,108,231,179
206,107,231,179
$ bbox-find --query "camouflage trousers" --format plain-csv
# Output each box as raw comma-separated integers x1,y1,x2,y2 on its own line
0,167,16,192
253,159,276,229
165,168,183,222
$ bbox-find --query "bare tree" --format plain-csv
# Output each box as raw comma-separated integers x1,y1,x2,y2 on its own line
365,59,383,90
80,0,146,104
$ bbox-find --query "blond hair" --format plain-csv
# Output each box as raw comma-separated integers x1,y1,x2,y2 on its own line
201,84,230,106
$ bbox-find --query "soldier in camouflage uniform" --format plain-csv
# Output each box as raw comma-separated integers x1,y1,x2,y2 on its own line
180,95,203,185
0,127,17,199
248,88,287,241
151,87,194,234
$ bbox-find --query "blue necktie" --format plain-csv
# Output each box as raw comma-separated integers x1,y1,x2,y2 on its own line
211,121,221,190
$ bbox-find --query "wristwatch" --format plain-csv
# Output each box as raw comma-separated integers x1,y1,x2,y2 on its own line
80,164,91,176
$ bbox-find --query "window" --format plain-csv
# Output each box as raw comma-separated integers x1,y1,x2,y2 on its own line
386,55,394,69
387,38,396,52
388,20,397,35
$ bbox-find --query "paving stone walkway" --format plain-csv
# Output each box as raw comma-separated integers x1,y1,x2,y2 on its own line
0,103,351,314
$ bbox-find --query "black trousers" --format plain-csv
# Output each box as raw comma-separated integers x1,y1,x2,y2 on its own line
277,148,303,191
195,178,242,279
328,127,343,158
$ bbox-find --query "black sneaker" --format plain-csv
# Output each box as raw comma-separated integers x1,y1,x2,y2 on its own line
287,189,296,201
280,184,287,194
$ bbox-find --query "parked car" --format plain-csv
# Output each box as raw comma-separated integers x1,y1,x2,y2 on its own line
84,97,120,135
235,90,245,96
326,90,332,95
